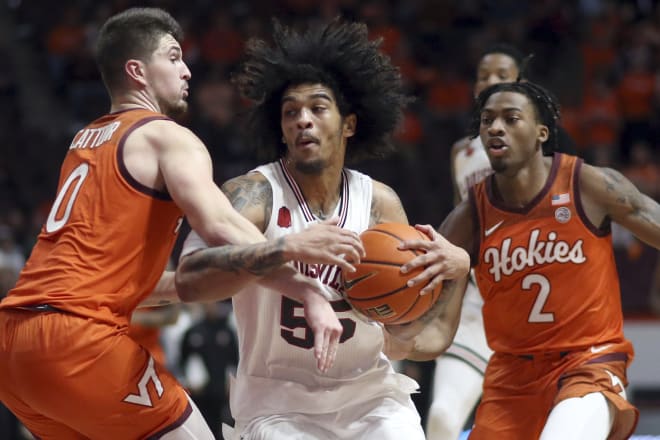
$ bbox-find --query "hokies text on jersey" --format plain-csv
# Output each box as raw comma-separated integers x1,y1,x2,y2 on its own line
69,121,121,150
483,229,586,282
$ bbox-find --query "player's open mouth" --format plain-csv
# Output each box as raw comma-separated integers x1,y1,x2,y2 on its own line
295,135,320,148
487,138,508,154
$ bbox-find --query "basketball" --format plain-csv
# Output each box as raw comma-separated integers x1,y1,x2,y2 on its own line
342,223,442,325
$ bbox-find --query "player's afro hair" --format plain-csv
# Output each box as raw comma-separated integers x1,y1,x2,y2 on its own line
232,17,411,163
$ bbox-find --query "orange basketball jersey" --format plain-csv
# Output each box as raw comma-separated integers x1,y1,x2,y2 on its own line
471,153,630,354
1,109,183,327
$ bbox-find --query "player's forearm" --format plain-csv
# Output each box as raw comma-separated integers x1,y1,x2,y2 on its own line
131,305,180,326
390,277,467,360
140,271,181,307
405,312,459,361
196,213,267,247
259,263,330,303
175,239,288,302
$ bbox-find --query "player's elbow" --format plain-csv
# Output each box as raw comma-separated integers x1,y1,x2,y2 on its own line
407,335,453,361
405,318,458,361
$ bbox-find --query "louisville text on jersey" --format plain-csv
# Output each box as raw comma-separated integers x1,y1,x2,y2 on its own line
293,261,342,293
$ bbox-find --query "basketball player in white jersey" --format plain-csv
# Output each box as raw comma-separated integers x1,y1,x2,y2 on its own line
427,44,578,440
176,19,470,440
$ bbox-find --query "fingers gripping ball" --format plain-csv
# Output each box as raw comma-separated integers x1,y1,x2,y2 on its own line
342,223,442,325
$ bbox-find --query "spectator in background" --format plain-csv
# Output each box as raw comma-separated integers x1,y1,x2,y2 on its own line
581,71,621,166
616,29,657,162
45,5,87,94
190,74,254,183
179,300,238,438
199,8,244,69
622,140,660,200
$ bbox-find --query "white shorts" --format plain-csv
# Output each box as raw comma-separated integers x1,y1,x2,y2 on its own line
224,396,424,440
442,280,492,374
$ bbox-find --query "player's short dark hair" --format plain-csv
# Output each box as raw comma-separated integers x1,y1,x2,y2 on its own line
470,81,561,154
478,43,530,80
96,8,183,92
232,17,410,163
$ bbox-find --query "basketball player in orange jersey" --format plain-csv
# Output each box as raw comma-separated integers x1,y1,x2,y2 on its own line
399,80,660,439
175,18,470,440
427,43,578,440
0,8,366,440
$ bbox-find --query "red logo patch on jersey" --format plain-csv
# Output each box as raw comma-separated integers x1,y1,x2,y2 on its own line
277,207,291,228
465,146,474,156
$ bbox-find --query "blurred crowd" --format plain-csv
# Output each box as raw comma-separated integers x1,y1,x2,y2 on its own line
0,0,659,435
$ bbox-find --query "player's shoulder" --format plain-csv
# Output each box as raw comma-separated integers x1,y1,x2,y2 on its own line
450,136,472,156
577,161,627,202
222,171,272,196
371,179,399,202
370,179,407,224
221,171,273,228
129,118,202,151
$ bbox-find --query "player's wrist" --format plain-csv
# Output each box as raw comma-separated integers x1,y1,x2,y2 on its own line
279,235,299,262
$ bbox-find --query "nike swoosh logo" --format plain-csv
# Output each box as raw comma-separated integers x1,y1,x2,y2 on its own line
343,271,377,291
590,344,612,353
485,220,504,237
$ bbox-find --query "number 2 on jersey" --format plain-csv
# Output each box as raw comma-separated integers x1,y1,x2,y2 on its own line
46,163,89,233
522,273,555,323
280,297,356,349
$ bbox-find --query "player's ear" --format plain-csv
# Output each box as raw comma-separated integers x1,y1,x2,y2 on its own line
125,59,147,86
537,124,549,144
343,114,356,138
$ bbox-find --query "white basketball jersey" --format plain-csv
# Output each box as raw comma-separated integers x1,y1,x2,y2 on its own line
224,160,418,423
453,137,492,202
453,137,492,309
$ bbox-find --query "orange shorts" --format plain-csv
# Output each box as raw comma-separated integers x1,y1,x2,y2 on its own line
0,308,190,439
469,342,639,440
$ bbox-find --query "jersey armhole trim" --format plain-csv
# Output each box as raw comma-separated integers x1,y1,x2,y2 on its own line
117,116,173,201
573,158,610,237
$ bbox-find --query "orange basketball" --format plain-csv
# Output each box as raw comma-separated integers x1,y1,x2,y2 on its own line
342,223,442,325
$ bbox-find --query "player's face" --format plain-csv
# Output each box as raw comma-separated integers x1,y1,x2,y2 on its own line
474,54,519,97
479,91,548,176
144,34,191,117
280,83,355,175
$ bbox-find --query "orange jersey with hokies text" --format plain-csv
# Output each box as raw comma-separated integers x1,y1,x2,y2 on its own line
2,109,183,327
470,153,631,355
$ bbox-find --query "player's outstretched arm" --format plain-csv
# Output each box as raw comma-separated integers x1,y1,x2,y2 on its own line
147,120,268,246
580,163,660,249
387,200,475,358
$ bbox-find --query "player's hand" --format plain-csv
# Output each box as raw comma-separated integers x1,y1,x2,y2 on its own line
302,291,343,373
398,224,470,295
283,216,365,273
